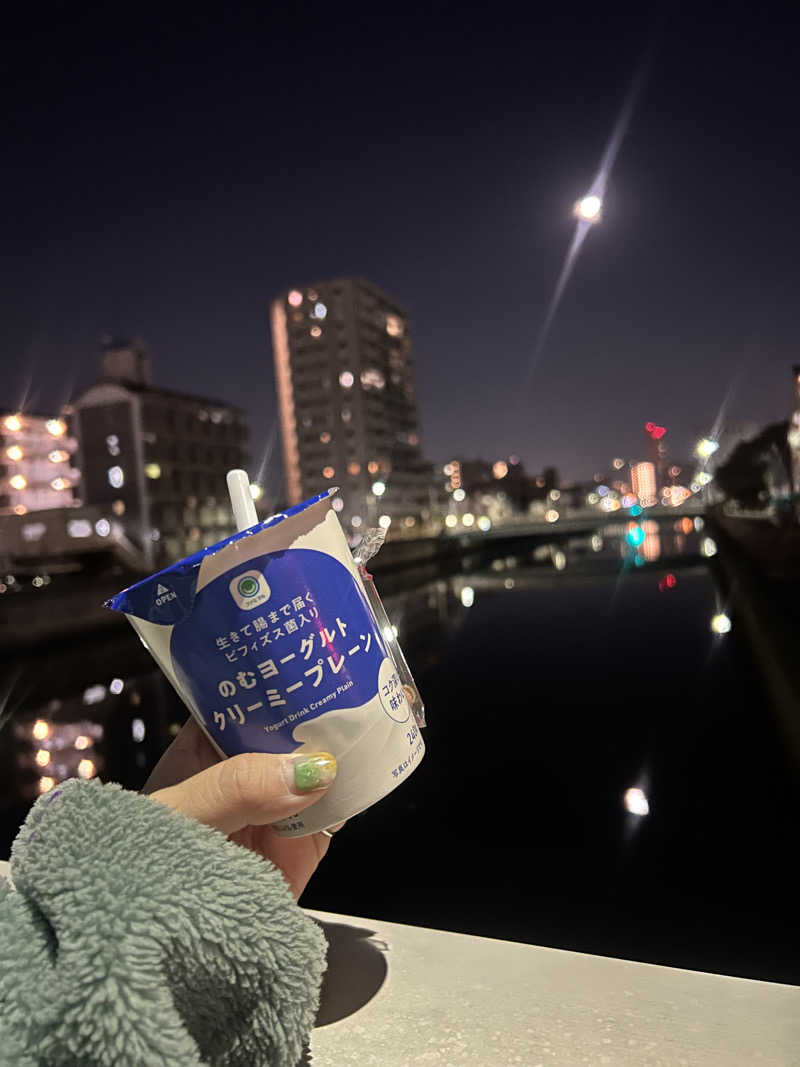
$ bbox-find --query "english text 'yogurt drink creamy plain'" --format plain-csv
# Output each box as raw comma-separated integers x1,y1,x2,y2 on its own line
107,488,425,836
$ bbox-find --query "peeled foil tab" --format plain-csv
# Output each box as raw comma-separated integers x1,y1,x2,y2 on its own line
106,488,425,836
352,527,387,566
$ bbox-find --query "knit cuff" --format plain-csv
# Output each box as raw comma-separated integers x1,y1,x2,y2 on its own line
7,778,326,1066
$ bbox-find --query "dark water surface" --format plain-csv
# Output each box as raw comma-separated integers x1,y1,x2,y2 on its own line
2,520,798,983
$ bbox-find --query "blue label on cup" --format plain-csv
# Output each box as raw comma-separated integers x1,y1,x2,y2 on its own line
170,548,387,754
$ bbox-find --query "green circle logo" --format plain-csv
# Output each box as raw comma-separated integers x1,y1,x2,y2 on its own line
237,576,260,598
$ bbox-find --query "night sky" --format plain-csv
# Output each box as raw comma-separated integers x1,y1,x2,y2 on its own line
4,3,800,487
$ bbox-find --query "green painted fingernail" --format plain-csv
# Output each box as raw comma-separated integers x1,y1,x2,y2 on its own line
291,752,337,793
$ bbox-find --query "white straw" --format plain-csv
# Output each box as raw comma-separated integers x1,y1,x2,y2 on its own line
226,469,258,532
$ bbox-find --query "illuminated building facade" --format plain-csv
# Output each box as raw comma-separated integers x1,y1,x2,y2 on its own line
1,411,80,516
630,461,657,507
270,278,433,533
72,337,248,566
644,422,668,491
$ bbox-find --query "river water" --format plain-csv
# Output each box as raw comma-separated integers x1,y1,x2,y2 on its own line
2,518,798,982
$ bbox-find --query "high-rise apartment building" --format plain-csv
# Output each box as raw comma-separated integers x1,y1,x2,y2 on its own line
72,337,249,566
270,277,433,533
1,412,80,516
630,461,657,507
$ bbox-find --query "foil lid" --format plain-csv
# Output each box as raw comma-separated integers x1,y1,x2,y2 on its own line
351,527,387,567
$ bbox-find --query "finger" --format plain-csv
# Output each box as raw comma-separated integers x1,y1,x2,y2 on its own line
149,751,337,835
141,716,219,794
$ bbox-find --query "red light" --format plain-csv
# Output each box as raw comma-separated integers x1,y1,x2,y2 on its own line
645,422,666,440
658,573,678,592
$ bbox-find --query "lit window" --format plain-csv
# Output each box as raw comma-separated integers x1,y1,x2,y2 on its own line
50,477,69,491
302,415,313,428
341,408,352,422
307,289,318,301
452,488,466,502
144,463,161,479
493,461,508,479
320,431,332,444
445,514,458,528
385,314,404,337
408,433,419,446
32,720,50,740
48,449,69,463
106,434,120,456
4,415,21,432
378,514,391,529
371,480,386,496
112,499,125,516
313,302,327,319
110,678,124,694
322,466,335,479
462,513,475,527
77,759,96,779
367,460,379,475
288,290,303,307
360,368,385,390
67,519,92,538
347,462,360,475
351,515,362,527
12,505,26,515
197,409,209,421
107,466,124,488
9,474,26,490
310,326,322,338
21,522,46,542
210,411,223,424
39,777,56,793
332,498,344,512
6,445,23,461
94,518,111,537
339,371,354,388
46,419,66,437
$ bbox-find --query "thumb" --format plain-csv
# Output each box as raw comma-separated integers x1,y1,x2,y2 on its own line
148,751,337,836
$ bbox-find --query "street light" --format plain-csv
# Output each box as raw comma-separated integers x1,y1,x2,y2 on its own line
573,194,603,223
696,438,719,460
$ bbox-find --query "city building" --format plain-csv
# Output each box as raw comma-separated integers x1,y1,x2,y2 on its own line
270,278,434,534
644,422,668,490
630,461,657,507
441,455,554,511
71,337,249,566
1,411,80,516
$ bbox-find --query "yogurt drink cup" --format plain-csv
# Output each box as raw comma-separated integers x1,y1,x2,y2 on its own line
107,488,425,836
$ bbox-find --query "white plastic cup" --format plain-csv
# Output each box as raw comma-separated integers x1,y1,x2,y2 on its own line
107,489,425,835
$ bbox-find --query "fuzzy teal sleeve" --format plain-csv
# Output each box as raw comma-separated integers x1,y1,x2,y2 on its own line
0,778,327,1066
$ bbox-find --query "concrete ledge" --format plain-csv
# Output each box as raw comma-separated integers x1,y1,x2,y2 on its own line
304,909,799,1065
1,864,795,1065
